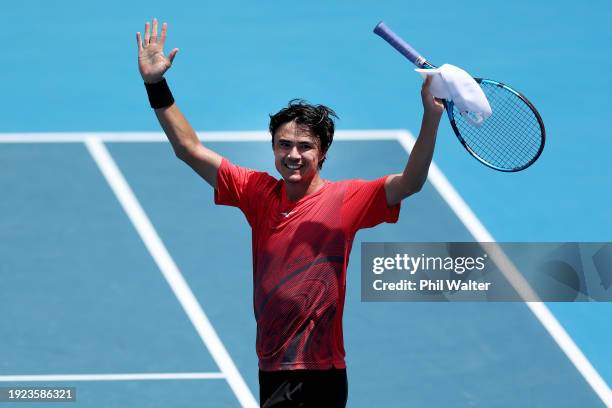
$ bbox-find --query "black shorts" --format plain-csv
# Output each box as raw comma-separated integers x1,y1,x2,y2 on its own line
258,368,348,408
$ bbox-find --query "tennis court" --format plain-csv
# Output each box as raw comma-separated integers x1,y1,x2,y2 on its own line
1,1,611,407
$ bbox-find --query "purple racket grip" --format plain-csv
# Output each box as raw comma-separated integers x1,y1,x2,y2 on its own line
373,22,426,67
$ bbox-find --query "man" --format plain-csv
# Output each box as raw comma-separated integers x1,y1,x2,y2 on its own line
137,18,443,408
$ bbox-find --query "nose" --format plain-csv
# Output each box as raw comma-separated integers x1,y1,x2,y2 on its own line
287,145,300,160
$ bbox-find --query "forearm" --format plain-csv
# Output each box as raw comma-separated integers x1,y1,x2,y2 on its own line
143,78,198,158
384,76,444,205
401,112,441,190
385,112,441,205
153,103,200,159
145,80,222,188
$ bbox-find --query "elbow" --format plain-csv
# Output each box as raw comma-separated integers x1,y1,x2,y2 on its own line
412,173,429,194
387,173,426,204
404,184,422,199
414,178,427,193
404,178,426,198
399,169,429,197
175,148,188,162
174,145,195,163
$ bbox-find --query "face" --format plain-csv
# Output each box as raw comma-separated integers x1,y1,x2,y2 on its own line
273,121,324,185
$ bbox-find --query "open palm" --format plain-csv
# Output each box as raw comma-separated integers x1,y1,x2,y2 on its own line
136,18,179,84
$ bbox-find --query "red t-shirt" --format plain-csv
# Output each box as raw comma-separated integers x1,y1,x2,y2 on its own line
214,158,400,370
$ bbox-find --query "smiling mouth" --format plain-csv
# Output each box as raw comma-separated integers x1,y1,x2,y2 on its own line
284,162,302,170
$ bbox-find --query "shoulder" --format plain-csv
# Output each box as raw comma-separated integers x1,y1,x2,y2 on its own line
220,158,278,185
340,176,389,195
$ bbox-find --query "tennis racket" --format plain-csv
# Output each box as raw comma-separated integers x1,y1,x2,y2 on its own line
374,21,545,172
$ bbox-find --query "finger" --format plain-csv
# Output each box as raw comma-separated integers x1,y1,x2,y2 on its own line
160,22,167,46
421,77,434,100
168,48,179,64
144,21,150,46
136,32,143,52
152,18,158,43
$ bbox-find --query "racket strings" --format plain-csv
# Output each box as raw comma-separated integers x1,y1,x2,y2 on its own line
453,81,543,170
465,89,540,166
456,86,541,168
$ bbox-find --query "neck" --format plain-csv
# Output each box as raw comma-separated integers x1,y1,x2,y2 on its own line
285,174,325,202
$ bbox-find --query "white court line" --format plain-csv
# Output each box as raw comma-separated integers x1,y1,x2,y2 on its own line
0,372,224,382
84,137,258,408
396,130,612,407
0,130,401,143
2,130,609,405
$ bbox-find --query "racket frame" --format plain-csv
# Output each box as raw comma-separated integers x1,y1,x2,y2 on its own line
374,22,546,172
447,78,546,172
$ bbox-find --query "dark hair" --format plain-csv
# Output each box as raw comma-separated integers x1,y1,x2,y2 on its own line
269,99,338,169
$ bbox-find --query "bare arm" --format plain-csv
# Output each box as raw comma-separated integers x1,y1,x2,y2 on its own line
153,105,223,188
136,18,222,188
385,76,444,205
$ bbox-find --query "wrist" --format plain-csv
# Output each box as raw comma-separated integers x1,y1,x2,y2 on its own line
144,78,174,109
422,110,442,124
144,76,164,85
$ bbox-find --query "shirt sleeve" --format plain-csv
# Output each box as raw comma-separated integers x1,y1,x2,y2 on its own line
341,176,401,233
214,158,274,225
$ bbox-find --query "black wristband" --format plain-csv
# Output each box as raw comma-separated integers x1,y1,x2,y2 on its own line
144,78,175,109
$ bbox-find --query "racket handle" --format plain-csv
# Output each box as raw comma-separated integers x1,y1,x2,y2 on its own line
373,21,426,67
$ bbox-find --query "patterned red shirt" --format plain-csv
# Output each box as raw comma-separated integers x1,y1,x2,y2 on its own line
215,158,400,370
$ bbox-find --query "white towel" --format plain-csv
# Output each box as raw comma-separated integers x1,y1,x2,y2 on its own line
415,64,492,127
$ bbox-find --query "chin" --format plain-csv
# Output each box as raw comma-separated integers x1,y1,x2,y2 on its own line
284,174,303,183
278,167,306,183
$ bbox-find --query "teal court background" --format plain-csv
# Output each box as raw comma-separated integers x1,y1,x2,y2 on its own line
1,1,611,406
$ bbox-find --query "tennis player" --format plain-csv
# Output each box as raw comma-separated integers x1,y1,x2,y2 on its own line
137,18,443,408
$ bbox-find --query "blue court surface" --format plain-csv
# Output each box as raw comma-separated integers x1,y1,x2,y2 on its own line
1,1,611,407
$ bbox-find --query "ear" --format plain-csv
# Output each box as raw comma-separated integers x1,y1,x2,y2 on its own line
319,147,327,162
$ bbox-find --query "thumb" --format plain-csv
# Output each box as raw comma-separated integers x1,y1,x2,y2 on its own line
421,75,433,96
168,48,179,64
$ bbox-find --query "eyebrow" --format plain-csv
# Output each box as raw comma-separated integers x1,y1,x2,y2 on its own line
277,138,315,145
